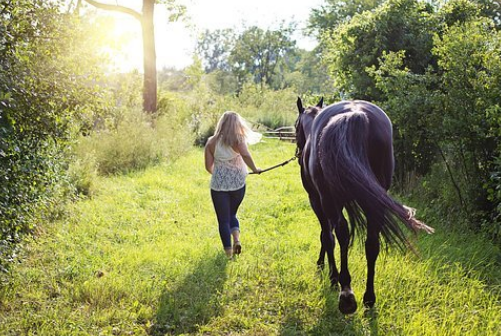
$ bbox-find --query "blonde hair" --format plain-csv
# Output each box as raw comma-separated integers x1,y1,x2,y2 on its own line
214,111,261,147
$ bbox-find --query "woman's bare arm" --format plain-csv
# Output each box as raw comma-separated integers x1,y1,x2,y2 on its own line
236,141,261,174
204,137,215,174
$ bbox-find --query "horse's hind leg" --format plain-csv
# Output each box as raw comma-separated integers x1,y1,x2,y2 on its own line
336,213,357,314
317,232,326,271
363,210,383,309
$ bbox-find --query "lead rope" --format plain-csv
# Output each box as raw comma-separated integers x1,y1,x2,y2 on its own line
249,154,298,175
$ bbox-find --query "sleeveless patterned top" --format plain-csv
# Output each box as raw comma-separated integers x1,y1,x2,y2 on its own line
210,140,248,191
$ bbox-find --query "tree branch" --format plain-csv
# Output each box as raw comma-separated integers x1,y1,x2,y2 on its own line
83,0,142,21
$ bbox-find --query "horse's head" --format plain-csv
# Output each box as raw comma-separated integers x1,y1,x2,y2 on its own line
295,97,323,159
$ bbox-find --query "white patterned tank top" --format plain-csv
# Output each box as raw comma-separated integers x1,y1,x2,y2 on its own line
210,140,248,191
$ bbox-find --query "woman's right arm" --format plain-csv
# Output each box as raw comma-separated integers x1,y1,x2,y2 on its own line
204,137,215,174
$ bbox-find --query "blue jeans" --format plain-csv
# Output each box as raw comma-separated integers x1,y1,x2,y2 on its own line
211,185,246,249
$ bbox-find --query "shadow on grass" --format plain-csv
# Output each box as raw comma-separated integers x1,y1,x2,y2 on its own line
279,279,380,336
150,253,229,336
308,289,379,336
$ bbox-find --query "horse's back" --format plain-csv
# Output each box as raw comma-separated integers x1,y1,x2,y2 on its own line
313,100,394,190
316,100,391,133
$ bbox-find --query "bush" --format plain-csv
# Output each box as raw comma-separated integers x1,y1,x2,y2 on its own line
67,153,99,197
237,85,298,129
71,108,194,178
0,134,67,272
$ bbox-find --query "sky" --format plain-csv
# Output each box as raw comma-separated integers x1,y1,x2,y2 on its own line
97,0,326,71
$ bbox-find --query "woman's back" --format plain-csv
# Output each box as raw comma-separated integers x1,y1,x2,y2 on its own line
210,139,247,191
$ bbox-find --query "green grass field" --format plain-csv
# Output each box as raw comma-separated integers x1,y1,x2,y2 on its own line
1,140,500,335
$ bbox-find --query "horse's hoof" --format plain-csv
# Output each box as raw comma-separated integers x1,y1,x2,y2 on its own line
339,290,358,314
363,300,375,309
363,292,376,309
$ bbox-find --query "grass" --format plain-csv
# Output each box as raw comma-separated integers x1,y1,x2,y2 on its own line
1,140,500,335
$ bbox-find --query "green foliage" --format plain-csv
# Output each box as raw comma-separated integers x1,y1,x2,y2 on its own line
308,0,384,36
195,28,235,72
1,144,500,334
283,49,334,96
320,0,501,240
194,26,331,95
430,17,501,221
321,0,435,100
71,107,193,177
158,67,190,92
67,151,99,197
369,50,440,184
439,0,481,27
0,132,66,272
229,25,297,90
0,0,114,271
237,85,299,130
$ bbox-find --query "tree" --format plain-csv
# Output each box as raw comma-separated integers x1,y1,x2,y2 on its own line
367,0,501,238
83,0,185,113
282,48,333,95
307,0,384,37
229,25,296,90
195,28,235,73
320,0,436,101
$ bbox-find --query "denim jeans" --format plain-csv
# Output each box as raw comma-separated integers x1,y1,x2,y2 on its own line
210,185,246,249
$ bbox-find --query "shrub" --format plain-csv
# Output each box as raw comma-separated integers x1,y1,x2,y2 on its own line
72,107,194,177
237,86,298,130
67,153,99,197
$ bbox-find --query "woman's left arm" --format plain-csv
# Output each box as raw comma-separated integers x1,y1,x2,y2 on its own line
204,137,215,174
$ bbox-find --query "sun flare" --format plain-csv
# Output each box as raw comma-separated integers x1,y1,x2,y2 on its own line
107,14,143,72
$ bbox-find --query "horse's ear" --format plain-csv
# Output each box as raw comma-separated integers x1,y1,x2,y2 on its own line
297,97,304,114
316,97,324,108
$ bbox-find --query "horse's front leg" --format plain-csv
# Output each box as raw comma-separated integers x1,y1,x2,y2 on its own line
336,213,357,314
363,212,382,309
320,225,338,287
310,196,338,284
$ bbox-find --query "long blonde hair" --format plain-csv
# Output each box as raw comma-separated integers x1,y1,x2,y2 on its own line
214,111,261,147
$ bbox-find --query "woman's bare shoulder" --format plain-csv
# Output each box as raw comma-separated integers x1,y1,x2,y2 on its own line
206,136,217,149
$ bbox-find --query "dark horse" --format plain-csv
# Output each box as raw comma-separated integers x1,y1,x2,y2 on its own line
295,97,434,314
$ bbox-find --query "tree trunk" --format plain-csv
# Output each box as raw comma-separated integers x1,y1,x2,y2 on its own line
83,0,157,113
141,0,157,113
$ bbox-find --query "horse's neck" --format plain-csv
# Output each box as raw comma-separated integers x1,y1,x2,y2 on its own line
303,118,314,139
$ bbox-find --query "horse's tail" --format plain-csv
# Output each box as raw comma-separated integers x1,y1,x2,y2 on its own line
319,111,434,251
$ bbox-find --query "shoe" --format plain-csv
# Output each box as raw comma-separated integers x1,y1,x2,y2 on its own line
224,247,233,259
233,241,242,255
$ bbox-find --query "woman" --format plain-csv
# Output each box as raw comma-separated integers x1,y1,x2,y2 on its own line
204,111,262,259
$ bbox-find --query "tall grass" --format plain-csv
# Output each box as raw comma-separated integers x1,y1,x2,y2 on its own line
1,141,500,335
68,107,194,195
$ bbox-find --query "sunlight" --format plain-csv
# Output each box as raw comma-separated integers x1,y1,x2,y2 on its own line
108,14,143,72
103,7,194,73
88,0,325,72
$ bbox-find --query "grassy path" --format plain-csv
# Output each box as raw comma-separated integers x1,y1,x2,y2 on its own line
1,140,500,335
